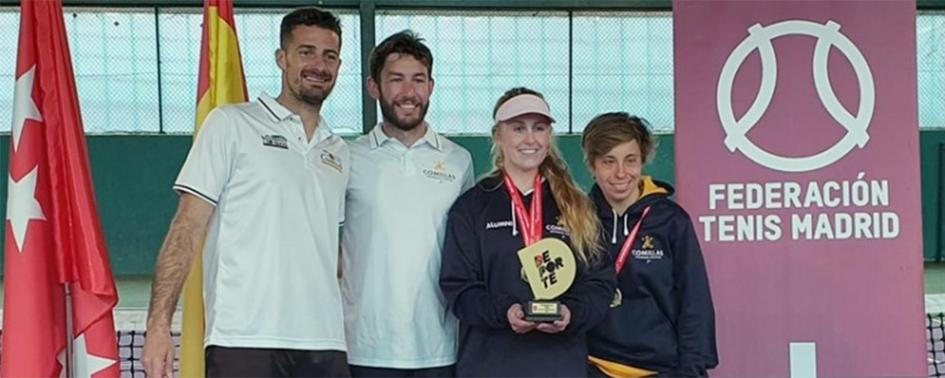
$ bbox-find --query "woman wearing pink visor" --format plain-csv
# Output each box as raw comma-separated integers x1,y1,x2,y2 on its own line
440,87,615,377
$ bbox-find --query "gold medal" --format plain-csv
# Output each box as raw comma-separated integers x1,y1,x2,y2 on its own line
609,288,623,308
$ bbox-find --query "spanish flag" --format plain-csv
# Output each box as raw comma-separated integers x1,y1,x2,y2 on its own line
180,0,247,376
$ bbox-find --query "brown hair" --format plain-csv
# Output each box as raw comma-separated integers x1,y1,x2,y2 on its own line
581,112,656,168
370,30,434,83
280,7,343,49
490,87,601,264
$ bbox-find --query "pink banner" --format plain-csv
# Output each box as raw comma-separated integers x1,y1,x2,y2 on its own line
673,1,925,376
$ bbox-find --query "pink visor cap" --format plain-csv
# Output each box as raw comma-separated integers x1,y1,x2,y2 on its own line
493,94,556,123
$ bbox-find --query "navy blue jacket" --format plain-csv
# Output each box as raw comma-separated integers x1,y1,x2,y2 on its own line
587,179,718,377
440,175,615,377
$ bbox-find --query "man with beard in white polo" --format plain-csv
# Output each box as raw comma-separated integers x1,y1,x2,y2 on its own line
341,30,474,377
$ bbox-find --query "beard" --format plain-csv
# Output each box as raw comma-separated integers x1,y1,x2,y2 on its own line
288,69,336,107
378,93,429,131
295,82,334,107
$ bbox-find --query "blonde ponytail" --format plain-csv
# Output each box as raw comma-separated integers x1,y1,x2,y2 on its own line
540,146,602,265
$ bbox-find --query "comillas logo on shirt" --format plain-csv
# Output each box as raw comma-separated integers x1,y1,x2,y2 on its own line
422,159,457,183
262,134,288,149
321,150,343,173
632,235,664,263
545,216,570,237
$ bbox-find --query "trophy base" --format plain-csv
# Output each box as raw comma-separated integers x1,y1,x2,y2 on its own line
524,300,562,322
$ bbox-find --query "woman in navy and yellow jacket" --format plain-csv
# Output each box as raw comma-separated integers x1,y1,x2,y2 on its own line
582,113,718,377
439,88,614,377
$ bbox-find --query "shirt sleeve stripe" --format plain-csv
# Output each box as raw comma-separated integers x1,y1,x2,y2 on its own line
173,184,219,206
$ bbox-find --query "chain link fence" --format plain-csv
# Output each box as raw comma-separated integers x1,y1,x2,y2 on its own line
0,6,362,134
0,7,942,134
919,10,945,129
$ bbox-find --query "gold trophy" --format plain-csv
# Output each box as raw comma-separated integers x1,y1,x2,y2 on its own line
517,238,577,322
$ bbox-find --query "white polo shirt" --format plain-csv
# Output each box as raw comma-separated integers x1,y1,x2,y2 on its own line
342,124,474,368
174,94,349,351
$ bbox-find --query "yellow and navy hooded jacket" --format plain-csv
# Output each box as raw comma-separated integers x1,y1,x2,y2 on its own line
440,175,615,377
587,177,718,377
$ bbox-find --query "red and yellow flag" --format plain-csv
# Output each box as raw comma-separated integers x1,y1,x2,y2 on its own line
180,0,247,376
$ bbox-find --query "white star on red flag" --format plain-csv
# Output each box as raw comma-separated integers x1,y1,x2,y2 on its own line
57,348,66,378
6,165,46,252
72,332,117,378
11,65,42,152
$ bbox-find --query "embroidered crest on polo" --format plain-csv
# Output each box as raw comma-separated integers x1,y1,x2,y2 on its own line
321,150,343,173
422,159,457,182
716,20,875,173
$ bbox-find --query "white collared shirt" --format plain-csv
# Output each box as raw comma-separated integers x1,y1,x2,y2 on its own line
342,124,474,368
174,93,349,351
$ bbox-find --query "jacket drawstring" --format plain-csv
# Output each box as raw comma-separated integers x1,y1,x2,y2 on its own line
511,201,518,237
611,209,618,244
623,213,630,236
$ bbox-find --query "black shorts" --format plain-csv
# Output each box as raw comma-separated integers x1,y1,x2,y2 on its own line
348,364,454,378
205,346,350,377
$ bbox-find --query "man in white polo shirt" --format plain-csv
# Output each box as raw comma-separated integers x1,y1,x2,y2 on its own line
142,8,351,377
341,30,474,377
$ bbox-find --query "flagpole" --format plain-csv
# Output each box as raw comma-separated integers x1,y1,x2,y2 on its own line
65,283,74,377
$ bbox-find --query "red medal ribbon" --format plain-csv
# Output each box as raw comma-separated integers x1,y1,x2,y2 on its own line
502,173,543,246
614,206,652,275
